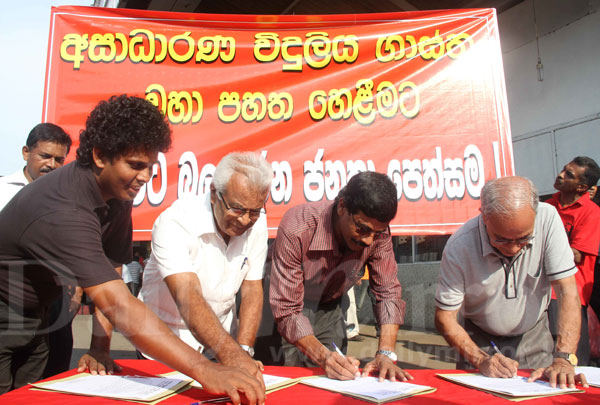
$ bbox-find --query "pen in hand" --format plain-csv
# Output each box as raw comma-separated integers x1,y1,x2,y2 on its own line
490,340,502,356
332,342,360,378
332,342,345,358
490,340,517,378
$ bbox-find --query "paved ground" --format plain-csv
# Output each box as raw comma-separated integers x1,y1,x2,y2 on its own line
70,315,456,370
348,324,457,370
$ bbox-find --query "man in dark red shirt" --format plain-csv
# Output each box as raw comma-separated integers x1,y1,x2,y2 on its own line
270,171,410,382
546,156,600,366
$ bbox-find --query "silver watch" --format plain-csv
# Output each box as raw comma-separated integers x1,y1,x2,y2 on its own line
376,349,397,362
240,344,255,357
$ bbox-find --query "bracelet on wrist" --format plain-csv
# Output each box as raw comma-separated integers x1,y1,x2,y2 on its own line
240,344,255,357
376,350,397,362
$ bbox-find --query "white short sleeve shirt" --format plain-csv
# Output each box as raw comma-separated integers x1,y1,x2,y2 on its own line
121,263,132,284
139,192,268,354
0,169,28,211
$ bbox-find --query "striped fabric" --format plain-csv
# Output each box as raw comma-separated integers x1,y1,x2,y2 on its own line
270,200,405,343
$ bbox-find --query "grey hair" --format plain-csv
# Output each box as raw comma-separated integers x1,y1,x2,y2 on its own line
481,176,539,218
212,152,273,194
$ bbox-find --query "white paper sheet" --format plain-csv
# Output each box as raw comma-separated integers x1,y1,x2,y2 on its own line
32,374,186,401
575,366,600,387
263,374,294,388
301,376,433,401
160,371,202,388
160,371,293,390
441,374,581,397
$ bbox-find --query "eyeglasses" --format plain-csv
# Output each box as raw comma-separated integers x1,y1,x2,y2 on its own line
493,235,535,246
350,213,390,238
218,192,266,219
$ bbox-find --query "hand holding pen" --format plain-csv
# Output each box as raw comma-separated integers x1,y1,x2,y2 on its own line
478,340,519,378
324,342,361,380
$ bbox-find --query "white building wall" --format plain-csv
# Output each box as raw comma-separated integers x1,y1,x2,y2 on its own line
499,0,600,195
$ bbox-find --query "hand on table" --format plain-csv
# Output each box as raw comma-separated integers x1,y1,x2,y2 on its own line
320,350,360,380
199,362,265,405
479,353,518,378
362,354,413,382
77,349,122,375
254,359,265,372
528,358,588,388
219,348,265,390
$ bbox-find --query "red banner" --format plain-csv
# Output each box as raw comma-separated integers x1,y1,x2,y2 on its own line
43,6,513,240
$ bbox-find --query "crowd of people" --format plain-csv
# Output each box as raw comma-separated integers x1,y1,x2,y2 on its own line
0,94,598,403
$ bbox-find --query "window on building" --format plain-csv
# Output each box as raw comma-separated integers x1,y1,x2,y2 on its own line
393,235,451,263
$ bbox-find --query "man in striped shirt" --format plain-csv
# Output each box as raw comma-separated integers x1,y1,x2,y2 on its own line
270,171,411,381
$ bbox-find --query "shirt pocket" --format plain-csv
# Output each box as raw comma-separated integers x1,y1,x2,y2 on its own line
524,266,542,291
239,256,249,274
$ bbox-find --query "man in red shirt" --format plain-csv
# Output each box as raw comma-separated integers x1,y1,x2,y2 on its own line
270,172,409,382
547,156,600,366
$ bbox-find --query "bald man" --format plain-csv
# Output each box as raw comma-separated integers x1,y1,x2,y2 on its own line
435,176,587,389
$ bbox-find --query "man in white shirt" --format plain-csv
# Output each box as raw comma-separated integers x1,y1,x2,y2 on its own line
139,152,272,383
0,123,80,379
0,123,71,210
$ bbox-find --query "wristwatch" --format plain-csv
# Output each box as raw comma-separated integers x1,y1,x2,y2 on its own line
240,344,255,358
376,350,397,362
554,351,578,366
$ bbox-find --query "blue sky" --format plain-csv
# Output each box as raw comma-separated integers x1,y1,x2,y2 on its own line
0,1,92,175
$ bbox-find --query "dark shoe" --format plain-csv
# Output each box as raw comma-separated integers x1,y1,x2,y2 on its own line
348,335,365,342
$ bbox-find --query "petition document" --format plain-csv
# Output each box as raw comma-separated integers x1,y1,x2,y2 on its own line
575,367,600,387
438,374,583,399
160,371,299,391
30,373,190,402
160,370,203,388
301,376,435,403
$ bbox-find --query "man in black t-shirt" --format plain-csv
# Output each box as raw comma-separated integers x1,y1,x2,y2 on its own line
0,95,265,405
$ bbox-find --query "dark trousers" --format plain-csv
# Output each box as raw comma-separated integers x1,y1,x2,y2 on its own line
355,280,380,336
548,299,590,366
589,259,600,323
458,315,553,370
0,299,49,394
42,293,77,378
126,282,140,298
281,298,347,367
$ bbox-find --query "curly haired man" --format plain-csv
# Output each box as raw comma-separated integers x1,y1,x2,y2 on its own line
0,95,264,404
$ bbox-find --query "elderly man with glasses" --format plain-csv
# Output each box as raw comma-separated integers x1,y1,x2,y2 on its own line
138,152,272,387
270,171,411,382
435,176,588,389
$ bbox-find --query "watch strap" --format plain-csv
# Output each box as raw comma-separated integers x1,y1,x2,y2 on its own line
554,351,577,366
240,344,255,357
376,349,397,362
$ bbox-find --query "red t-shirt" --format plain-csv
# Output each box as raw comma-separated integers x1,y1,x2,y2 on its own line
547,192,600,306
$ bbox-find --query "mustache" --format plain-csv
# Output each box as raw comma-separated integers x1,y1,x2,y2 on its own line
352,239,368,248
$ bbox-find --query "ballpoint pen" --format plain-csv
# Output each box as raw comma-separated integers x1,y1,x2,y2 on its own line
490,340,502,355
332,342,361,377
332,342,345,357
490,340,517,377
190,397,229,405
